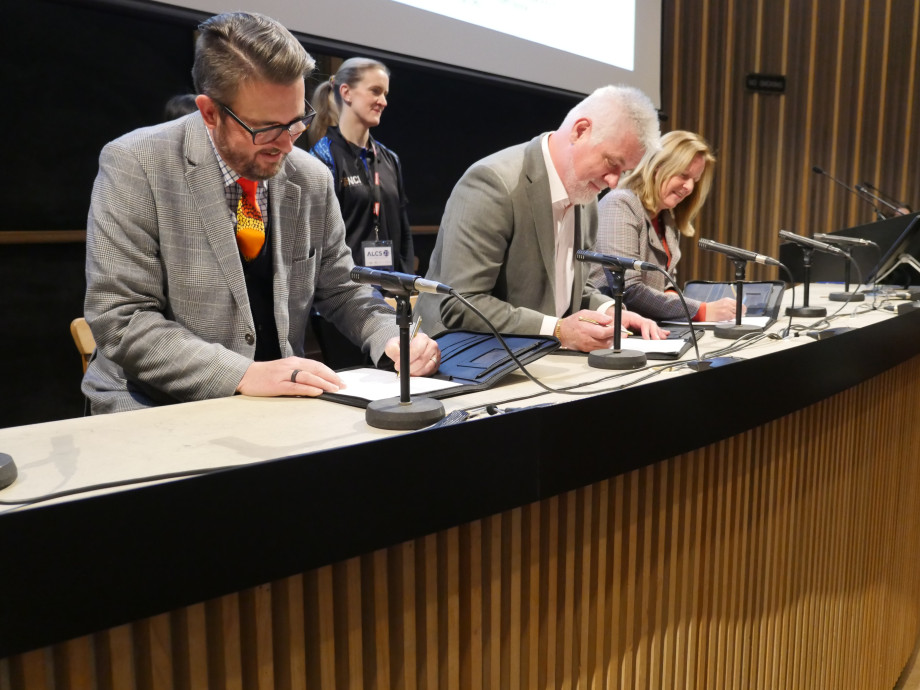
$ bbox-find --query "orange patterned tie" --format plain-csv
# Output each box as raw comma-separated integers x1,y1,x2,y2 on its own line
236,178,264,261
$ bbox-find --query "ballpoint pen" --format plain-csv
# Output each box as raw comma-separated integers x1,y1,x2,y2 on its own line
397,317,424,377
579,315,632,335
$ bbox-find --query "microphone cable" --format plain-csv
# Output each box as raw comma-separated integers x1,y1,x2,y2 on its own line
426,269,714,423
445,263,707,393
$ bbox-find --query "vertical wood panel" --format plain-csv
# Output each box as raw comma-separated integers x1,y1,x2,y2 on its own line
4,358,920,689
662,0,920,283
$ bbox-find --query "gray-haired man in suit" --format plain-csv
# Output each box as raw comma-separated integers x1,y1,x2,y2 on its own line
82,12,439,414
416,85,668,352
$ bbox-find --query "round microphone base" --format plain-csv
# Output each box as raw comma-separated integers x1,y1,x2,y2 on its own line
366,396,445,430
0,453,17,490
786,305,828,318
828,291,865,302
587,348,647,370
713,323,762,340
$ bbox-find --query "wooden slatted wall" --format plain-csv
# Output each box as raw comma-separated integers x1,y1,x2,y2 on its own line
3,355,920,690
661,0,920,283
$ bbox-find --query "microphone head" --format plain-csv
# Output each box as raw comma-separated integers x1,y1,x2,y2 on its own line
812,165,825,174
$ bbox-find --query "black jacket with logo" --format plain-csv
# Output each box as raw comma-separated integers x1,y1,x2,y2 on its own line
310,126,415,273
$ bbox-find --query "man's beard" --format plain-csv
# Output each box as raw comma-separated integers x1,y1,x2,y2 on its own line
213,126,286,181
562,167,600,206
566,180,600,206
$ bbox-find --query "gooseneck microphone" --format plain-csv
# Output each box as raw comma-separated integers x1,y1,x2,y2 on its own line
575,249,659,272
778,229,850,258
812,166,885,218
697,238,782,267
862,181,913,211
854,184,905,216
812,165,858,195
812,233,878,248
350,266,452,295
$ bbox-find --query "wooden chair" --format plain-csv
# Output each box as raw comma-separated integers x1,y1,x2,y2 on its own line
70,317,96,374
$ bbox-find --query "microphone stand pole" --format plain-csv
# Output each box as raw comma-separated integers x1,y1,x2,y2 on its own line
785,248,827,318
587,268,647,370
714,260,762,339
365,292,445,430
828,252,864,302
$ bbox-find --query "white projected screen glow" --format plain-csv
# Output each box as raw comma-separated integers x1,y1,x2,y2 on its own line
389,0,635,71
174,0,660,103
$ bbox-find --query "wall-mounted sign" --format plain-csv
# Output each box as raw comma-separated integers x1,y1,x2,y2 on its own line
746,73,786,94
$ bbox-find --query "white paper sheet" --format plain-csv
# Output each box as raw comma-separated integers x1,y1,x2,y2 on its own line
329,368,462,402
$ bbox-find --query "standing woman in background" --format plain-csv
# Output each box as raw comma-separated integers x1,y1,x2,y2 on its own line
589,130,737,322
310,58,415,274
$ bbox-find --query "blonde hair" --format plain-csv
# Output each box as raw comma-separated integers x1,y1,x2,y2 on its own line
623,130,716,237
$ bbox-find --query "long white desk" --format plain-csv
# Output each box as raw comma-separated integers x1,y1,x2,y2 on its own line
3,285,920,689
0,284,902,512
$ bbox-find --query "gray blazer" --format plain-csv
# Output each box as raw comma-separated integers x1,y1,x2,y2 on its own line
416,134,609,336
83,113,395,414
589,189,703,320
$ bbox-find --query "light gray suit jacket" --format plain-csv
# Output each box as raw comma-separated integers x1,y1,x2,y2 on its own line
83,113,395,414
416,135,609,336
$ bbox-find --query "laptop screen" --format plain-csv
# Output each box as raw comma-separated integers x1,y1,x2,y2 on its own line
680,280,786,320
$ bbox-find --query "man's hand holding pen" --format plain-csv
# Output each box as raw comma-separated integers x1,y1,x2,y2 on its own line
385,316,441,376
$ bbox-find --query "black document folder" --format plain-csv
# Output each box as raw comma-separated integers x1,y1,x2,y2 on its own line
433,330,560,388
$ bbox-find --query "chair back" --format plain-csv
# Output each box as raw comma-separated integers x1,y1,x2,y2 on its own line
70,317,96,374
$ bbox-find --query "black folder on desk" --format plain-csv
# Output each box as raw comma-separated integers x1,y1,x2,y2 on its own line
322,330,560,409
433,330,560,387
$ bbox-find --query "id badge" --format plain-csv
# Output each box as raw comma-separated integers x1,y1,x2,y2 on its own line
362,240,394,270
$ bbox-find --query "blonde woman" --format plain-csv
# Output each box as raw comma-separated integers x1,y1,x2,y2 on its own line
590,130,737,322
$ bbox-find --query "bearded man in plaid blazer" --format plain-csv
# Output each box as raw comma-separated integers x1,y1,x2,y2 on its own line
82,12,439,414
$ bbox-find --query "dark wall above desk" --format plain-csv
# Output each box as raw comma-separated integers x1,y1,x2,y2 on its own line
6,0,578,233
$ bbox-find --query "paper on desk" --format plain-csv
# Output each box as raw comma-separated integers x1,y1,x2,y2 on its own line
330,368,462,402
616,338,689,355
663,316,772,328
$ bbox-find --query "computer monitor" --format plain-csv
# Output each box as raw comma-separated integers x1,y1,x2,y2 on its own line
865,212,920,286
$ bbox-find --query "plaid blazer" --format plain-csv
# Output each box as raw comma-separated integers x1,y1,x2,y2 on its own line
83,113,394,414
589,189,703,320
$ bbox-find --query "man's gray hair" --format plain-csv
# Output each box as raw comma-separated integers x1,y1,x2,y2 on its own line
192,12,316,104
562,85,661,154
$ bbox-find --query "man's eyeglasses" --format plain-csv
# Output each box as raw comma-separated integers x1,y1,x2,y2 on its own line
218,101,316,145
